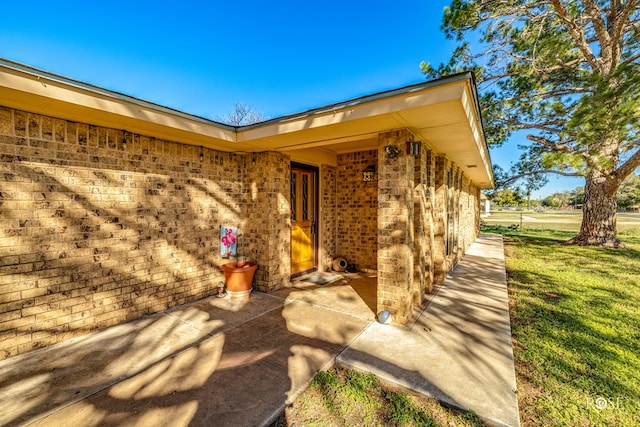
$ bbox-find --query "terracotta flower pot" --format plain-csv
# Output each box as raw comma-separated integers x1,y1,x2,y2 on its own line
221,261,258,299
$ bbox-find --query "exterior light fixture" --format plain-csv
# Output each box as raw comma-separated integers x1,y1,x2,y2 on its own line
362,164,376,182
122,131,127,150
406,140,421,157
200,146,204,162
385,145,401,158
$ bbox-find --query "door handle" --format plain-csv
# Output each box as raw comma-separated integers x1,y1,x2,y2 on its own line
311,222,316,234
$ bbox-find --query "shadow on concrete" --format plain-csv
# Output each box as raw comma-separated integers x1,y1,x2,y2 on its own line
1,290,465,427
0,235,518,427
337,234,520,427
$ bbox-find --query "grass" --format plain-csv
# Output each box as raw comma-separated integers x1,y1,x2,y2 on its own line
271,367,484,427
272,221,640,427
490,225,640,426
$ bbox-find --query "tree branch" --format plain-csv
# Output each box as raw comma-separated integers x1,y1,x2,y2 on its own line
551,0,602,72
614,146,640,187
581,0,612,65
611,0,640,62
622,51,640,66
499,169,584,187
527,134,579,154
515,122,565,132
530,57,588,74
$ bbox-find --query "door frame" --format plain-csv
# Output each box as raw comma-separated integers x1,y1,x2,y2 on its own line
290,162,319,278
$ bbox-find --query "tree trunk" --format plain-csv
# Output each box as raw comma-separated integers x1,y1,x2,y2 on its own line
566,170,622,247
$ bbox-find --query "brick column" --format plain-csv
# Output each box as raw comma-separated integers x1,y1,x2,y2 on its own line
412,142,433,304
433,155,448,285
320,164,337,272
242,152,291,292
453,167,462,262
472,183,480,240
412,144,425,305
377,130,414,324
460,174,472,251
420,149,436,294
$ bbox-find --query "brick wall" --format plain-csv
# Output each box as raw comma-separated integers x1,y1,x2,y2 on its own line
241,152,291,292
330,133,482,325
413,146,436,303
460,176,480,252
418,153,479,290
452,167,462,264
412,144,427,305
377,130,414,324
0,105,486,349
320,165,336,272
0,107,284,359
424,149,436,290
336,150,378,271
432,155,448,284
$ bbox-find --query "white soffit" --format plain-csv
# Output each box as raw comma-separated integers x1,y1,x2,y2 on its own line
0,58,493,188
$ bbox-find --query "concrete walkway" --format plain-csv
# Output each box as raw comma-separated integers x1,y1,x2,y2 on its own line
338,234,520,427
0,234,519,427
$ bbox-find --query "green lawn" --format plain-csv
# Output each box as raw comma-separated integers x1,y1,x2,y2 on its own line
494,226,640,426
271,367,484,426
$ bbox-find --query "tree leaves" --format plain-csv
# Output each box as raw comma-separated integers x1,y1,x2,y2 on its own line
426,0,640,182
428,1,640,244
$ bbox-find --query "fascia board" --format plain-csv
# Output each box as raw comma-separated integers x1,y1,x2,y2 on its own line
0,58,493,187
0,59,237,147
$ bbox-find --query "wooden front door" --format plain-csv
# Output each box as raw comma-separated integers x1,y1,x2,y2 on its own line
290,164,318,277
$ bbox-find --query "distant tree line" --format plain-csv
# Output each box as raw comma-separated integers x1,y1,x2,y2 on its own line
488,174,640,211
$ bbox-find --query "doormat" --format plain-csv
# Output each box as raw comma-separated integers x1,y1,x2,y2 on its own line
298,273,343,286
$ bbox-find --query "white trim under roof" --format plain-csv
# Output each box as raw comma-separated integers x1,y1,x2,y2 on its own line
0,58,494,188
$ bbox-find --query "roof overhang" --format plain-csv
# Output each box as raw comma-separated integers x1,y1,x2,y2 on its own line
0,58,494,188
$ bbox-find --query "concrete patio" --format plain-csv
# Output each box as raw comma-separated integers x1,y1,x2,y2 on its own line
0,234,519,427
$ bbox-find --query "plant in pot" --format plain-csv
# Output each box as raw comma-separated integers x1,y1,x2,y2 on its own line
220,226,257,299
221,260,258,299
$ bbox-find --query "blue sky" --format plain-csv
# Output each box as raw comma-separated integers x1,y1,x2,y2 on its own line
0,0,582,197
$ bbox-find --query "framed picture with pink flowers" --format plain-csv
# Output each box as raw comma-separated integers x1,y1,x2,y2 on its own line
220,226,238,258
